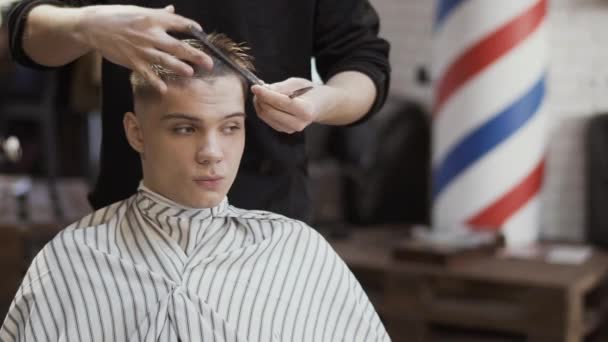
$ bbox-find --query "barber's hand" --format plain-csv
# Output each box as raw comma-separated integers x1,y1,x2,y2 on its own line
252,78,340,134
77,4,212,93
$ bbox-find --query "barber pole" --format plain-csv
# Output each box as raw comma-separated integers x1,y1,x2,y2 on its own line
431,0,548,247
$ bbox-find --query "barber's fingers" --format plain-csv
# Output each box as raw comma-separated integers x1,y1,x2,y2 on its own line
143,47,195,76
254,97,309,134
263,117,296,134
145,6,212,69
251,85,315,123
267,77,313,94
154,31,213,70
155,5,201,31
254,101,295,134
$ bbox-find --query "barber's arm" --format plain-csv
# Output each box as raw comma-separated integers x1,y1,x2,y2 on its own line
252,0,390,133
9,0,211,92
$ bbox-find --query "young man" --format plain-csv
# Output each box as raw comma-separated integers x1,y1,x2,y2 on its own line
7,0,391,222
0,35,390,342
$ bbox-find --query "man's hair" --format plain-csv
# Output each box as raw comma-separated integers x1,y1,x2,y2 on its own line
130,33,255,100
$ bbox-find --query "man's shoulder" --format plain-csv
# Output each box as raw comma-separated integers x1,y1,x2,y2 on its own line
68,197,131,228
225,205,290,221
225,205,328,241
39,198,132,267
52,197,131,243
225,205,311,227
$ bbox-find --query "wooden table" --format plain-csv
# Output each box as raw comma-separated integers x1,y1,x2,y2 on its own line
0,177,90,319
327,228,608,342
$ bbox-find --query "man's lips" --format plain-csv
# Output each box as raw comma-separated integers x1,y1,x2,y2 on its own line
194,176,224,181
193,176,224,190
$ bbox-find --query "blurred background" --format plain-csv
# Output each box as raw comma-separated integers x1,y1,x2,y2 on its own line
2,0,608,341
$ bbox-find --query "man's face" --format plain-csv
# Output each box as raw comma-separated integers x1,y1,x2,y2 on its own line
124,75,245,208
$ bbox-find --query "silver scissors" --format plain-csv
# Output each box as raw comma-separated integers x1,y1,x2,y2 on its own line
189,26,314,99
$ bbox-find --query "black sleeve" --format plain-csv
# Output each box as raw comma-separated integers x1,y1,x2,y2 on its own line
7,0,103,69
313,0,391,124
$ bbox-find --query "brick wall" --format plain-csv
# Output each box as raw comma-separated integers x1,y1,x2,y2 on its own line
371,0,608,241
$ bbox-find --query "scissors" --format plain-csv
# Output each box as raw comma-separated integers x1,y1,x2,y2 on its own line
189,26,314,99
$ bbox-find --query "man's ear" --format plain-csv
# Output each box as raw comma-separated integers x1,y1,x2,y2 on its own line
123,111,144,154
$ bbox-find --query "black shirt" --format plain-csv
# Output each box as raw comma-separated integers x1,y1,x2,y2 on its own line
8,0,390,222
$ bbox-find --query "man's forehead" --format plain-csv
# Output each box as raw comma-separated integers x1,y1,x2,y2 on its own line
171,73,242,92
164,75,243,102
158,76,244,114
161,112,245,122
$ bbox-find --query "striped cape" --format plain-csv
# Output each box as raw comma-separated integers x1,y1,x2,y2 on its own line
0,185,390,341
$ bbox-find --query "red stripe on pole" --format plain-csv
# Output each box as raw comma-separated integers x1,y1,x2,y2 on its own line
467,159,545,230
433,0,546,118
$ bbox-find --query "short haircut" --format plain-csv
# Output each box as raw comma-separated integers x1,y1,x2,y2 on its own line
130,33,255,101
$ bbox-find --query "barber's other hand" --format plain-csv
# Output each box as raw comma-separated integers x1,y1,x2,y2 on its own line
76,4,212,93
252,78,341,134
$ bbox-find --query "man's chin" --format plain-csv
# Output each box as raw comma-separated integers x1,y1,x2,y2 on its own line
184,193,225,209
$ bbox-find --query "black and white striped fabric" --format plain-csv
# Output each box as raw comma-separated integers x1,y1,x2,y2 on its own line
0,184,390,341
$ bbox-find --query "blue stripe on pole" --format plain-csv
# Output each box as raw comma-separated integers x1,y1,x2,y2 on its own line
435,0,469,29
432,75,545,199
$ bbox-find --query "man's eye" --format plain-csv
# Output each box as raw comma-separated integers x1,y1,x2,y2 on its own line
222,125,241,134
173,126,195,134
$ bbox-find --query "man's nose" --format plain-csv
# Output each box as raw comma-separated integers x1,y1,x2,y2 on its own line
196,133,223,165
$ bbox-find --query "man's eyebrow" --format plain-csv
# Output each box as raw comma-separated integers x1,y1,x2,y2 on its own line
161,113,201,122
161,112,246,122
224,113,246,119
